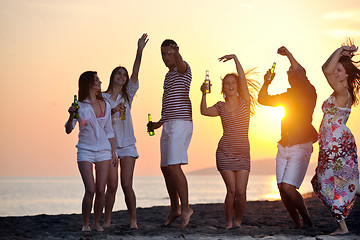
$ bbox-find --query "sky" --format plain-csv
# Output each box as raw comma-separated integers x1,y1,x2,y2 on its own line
1,0,360,177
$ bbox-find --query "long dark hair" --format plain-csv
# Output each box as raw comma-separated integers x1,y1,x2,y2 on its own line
338,39,360,106
78,71,104,102
105,66,130,103
339,56,360,106
221,68,260,117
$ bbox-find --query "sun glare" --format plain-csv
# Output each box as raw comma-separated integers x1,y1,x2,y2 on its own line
263,175,280,200
274,105,286,120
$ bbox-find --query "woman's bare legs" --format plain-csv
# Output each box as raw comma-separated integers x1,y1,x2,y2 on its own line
78,161,95,231
234,170,249,227
220,170,236,229
93,160,110,231
103,158,119,228
120,156,138,229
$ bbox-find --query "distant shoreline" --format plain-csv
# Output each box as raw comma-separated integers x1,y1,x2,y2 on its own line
0,193,359,239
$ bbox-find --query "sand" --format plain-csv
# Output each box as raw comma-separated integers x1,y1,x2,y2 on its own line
0,193,359,240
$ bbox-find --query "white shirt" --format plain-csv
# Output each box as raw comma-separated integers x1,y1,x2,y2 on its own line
68,99,115,151
102,79,139,148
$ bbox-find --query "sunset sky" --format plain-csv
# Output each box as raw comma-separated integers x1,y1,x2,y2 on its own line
1,0,360,177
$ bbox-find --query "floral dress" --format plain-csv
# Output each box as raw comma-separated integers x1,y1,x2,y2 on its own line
311,93,359,222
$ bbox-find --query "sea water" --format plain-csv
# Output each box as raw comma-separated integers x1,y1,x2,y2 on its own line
0,175,314,217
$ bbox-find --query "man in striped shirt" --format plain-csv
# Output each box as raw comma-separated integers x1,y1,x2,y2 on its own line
148,39,193,228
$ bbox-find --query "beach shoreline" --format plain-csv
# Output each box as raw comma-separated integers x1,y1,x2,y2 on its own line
0,193,359,240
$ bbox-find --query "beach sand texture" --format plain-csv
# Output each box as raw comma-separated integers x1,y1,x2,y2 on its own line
0,193,359,240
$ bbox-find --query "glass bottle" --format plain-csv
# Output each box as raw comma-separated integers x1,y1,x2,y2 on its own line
148,114,155,136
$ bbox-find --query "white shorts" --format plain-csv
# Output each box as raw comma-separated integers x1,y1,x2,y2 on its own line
77,148,112,163
276,142,313,189
116,144,139,159
160,120,193,167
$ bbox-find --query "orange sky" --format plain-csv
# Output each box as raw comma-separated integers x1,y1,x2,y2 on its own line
1,0,360,176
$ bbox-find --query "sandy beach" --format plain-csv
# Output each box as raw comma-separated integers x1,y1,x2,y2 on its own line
0,193,359,240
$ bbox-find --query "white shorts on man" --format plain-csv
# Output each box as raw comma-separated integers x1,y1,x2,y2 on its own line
276,142,313,189
160,120,193,167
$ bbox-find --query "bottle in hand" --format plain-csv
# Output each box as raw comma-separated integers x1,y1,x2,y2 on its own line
73,95,79,119
204,70,211,94
147,114,155,136
119,102,126,120
268,62,276,81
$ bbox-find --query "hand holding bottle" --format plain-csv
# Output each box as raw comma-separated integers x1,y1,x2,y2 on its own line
68,104,78,118
264,69,276,84
200,82,208,95
112,102,126,120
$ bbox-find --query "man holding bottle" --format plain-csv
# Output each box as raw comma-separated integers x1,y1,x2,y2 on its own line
258,46,318,229
147,39,193,229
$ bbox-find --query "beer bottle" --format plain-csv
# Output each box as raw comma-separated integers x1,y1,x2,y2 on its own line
73,95,79,119
268,62,276,81
204,70,211,94
119,101,126,120
148,114,155,136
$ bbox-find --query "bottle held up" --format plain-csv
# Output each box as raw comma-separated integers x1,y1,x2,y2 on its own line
73,95,79,119
204,70,211,94
268,62,276,82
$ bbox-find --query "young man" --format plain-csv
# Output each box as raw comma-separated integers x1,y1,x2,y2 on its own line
148,39,193,228
258,46,318,229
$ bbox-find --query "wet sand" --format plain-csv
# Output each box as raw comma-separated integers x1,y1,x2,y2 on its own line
0,193,359,239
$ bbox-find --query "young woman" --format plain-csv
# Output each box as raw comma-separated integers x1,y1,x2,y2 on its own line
200,54,259,229
65,71,116,232
102,33,148,229
311,42,360,235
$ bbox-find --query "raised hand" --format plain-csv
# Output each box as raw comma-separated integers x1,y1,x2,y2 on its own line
168,43,179,55
200,82,208,94
342,45,358,57
218,54,236,62
138,33,149,51
277,46,290,56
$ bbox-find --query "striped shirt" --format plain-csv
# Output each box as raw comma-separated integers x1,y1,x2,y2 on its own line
214,100,250,171
161,61,192,122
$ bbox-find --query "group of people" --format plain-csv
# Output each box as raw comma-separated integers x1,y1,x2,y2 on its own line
65,33,360,236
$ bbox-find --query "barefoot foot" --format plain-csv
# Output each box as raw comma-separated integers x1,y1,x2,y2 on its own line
225,223,233,230
130,220,138,229
82,225,91,232
93,224,104,232
330,228,349,236
180,208,193,229
102,222,111,228
165,209,181,226
234,221,241,228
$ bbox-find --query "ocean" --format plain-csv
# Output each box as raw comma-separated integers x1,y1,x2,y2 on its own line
0,175,314,217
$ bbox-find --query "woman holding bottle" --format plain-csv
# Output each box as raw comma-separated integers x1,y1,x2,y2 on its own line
200,54,259,229
65,71,116,232
102,33,148,229
311,41,360,235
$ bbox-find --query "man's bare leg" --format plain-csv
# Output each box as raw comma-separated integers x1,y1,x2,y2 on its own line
161,166,181,226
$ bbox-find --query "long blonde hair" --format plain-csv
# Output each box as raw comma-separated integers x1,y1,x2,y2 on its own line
221,68,260,116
